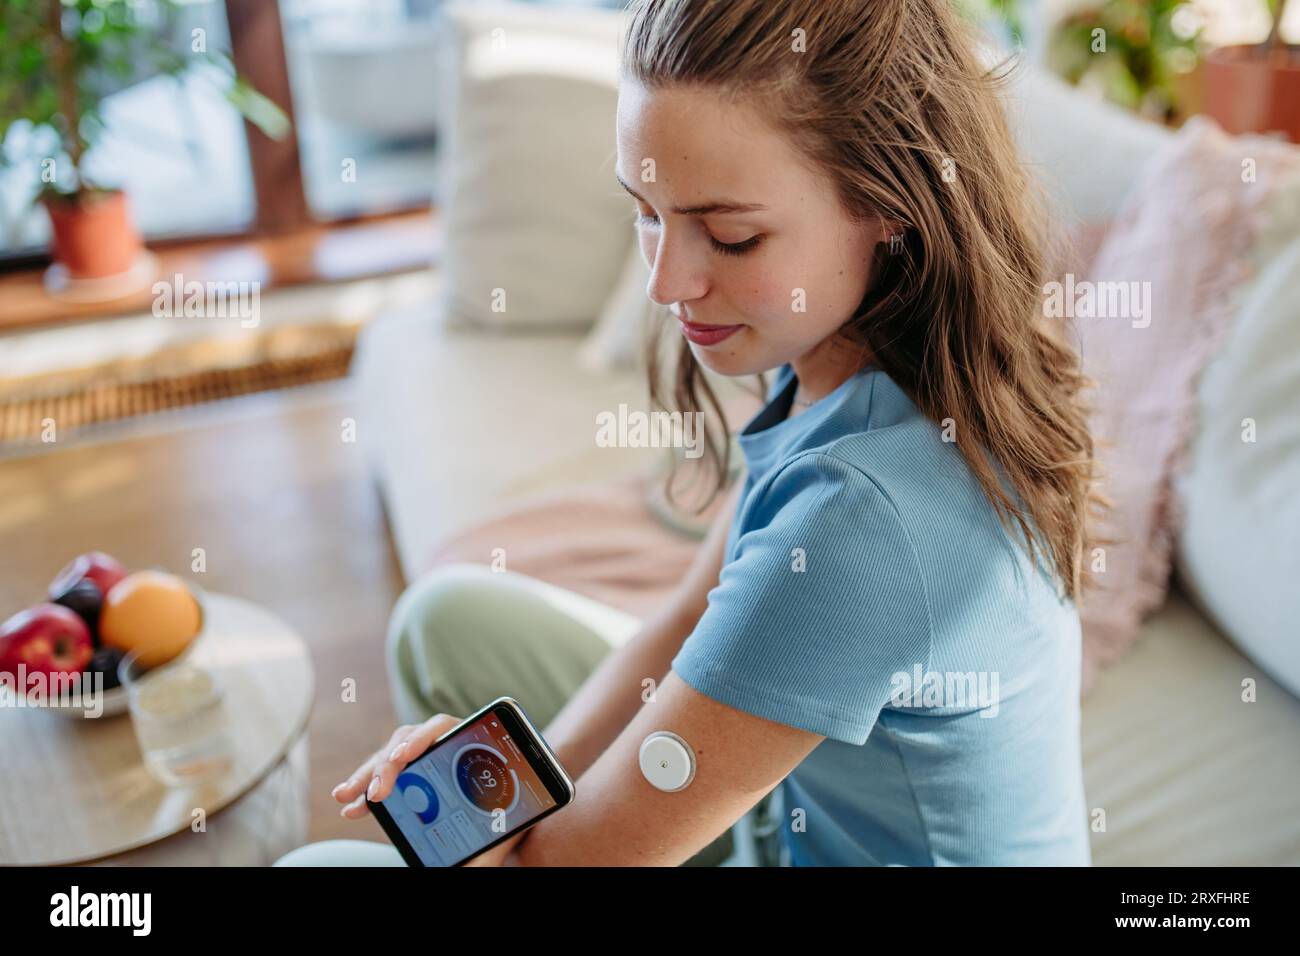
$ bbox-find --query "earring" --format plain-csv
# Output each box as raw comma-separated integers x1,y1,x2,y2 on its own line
887,232,905,255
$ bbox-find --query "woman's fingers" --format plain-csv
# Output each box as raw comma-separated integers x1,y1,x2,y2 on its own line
331,713,464,821
366,713,462,804
393,712,464,762
332,724,418,806
338,793,370,819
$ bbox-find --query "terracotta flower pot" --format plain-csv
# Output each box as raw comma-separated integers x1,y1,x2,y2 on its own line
42,189,144,280
1203,44,1300,143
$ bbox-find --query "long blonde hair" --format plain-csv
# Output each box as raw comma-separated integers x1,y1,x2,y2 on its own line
625,0,1107,602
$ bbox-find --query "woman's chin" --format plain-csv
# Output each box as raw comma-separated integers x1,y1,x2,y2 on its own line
687,340,764,378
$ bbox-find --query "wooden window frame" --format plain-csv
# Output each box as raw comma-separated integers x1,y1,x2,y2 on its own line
223,0,312,235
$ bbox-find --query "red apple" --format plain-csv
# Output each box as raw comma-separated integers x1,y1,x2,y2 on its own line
0,604,94,678
48,551,128,603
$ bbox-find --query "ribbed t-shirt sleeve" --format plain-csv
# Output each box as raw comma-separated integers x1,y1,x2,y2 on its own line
670,452,932,745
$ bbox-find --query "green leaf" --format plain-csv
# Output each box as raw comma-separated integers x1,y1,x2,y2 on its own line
225,77,290,141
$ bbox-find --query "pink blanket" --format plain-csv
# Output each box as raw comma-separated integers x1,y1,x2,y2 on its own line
428,471,723,620
1070,117,1300,694
427,391,759,619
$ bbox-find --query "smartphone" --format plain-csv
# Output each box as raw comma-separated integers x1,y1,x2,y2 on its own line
367,696,575,866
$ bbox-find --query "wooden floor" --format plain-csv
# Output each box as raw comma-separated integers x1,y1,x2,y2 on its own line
0,379,406,850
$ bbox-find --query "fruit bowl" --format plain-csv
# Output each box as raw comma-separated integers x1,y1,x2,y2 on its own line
2,554,210,721
37,584,207,721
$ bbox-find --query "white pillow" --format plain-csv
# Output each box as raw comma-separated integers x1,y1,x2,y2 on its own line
1174,177,1300,699
434,0,633,331
997,57,1174,226
577,242,661,374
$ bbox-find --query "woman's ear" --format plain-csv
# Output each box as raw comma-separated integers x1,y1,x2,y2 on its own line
874,217,906,245
874,217,907,258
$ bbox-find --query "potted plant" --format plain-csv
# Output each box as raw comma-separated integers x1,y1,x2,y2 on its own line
0,0,288,288
1203,0,1299,141
1046,0,1204,124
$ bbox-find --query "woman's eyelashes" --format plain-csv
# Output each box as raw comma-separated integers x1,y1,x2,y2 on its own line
634,209,763,256
709,233,763,256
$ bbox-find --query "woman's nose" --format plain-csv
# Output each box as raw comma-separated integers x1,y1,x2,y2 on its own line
643,231,706,308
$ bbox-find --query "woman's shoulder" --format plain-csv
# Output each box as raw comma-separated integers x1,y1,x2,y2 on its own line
822,427,1073,626
736,451,931,602
745,448,902,527
740,371,1045,596
819,376,1006,533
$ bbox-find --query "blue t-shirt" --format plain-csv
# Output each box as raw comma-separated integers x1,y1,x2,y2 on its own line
671,361,1092,866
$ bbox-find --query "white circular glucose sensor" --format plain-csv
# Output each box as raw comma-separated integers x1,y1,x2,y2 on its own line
639,731,696,792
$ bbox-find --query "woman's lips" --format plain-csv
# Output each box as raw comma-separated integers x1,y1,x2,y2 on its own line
678,319,743,346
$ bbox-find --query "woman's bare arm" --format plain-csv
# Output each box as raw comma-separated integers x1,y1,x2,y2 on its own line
336,477,745,866
515,668,824,866
540,478,743,780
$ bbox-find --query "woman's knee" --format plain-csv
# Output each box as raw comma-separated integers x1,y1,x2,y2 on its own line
386,563,501,657
385,563,508,720
273,839,405,867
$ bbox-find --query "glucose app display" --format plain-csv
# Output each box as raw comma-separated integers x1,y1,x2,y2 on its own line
381,711,557,865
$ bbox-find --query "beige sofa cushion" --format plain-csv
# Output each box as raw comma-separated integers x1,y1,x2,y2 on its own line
434,0,632,332
1083,586,1300,865
354,301,759,581
354,304,652,578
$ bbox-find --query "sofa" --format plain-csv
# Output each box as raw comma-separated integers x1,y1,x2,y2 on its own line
353,1,1300,865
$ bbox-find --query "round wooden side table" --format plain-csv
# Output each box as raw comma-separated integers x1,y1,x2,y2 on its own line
0,593,314,866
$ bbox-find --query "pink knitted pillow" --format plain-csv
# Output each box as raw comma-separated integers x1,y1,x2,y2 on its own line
1067,116,1300,694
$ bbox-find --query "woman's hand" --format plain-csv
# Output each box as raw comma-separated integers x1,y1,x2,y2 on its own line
331,712,530,866
332,713,463,819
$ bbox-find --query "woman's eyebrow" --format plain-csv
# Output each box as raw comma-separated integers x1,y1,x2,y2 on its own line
615,171,768,216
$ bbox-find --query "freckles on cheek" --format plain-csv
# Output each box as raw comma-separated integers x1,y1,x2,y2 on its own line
732,271,791,325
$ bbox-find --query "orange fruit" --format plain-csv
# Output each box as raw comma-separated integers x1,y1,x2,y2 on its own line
100,571,202,669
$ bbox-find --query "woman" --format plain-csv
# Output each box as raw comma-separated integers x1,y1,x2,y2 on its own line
282,0,1102,866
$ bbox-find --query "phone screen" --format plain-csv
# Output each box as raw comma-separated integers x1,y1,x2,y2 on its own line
377,708,560,866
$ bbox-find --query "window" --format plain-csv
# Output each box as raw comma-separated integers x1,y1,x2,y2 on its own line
0,0,256,260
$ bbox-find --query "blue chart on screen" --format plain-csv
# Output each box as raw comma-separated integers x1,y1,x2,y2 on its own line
396,770,440,824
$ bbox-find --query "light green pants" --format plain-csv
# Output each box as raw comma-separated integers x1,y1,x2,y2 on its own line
274,563,745,867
